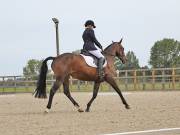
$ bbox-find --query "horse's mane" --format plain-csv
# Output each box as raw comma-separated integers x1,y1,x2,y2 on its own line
103,42,116,52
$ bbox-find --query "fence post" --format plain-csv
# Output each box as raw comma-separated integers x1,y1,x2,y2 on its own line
51,75,54,86
77,80,80,91
116,70,120,89
116,70,119,78
162,70,165,90
14,76,17,92
172,68,175,90
85,81,88,85
2,77,5,93
134,70,137,90
70,76,73,89
142,71,146,90
152,70,155,90
25,76,28,91
69,76,73,90
125,70,128,90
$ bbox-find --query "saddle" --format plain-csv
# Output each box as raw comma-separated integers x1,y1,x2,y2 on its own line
80,49,107,68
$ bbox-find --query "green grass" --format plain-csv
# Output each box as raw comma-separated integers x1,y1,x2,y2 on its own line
0,81,180,93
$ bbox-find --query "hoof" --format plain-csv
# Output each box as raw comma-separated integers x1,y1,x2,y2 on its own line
75,105,84,113
44,108,50,113
78,108,84,113
125,105,130,109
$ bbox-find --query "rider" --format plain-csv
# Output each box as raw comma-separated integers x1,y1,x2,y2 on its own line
82,20,105,80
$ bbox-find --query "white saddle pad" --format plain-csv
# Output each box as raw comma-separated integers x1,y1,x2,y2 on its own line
80,54,107,68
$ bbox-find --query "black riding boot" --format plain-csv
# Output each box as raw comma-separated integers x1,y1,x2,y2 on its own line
98,57,105,80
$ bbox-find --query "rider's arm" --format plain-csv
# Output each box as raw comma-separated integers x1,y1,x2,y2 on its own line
89,29,102,49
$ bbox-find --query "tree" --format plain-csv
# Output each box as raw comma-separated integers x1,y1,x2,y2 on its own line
115,51,140,70
149,38,180,68
23,59,43,76
114,57,124,70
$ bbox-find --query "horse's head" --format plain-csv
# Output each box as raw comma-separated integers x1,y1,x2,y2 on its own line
112,38,127,64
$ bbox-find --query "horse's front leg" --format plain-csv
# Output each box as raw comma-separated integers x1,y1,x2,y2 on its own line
85,82,100,112
105,75,130,109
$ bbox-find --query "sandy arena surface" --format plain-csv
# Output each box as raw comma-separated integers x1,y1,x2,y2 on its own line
0,91,180,135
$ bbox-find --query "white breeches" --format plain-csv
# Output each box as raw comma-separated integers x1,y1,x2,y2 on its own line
89,50,105,59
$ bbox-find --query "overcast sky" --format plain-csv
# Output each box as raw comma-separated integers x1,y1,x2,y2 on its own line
0,0,179,75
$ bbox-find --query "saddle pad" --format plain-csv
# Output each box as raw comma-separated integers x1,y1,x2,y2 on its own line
80,54,107,68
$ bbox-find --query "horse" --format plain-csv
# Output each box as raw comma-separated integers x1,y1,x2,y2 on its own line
34,38,130,112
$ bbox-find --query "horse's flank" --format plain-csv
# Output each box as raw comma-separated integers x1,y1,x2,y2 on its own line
51,53,98,81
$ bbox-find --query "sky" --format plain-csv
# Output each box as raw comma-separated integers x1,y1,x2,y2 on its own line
0,0,180,75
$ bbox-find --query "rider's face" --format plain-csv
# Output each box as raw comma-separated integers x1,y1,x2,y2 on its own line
86,25,93,29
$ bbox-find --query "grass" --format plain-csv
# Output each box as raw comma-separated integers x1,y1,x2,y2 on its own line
0,81,180,93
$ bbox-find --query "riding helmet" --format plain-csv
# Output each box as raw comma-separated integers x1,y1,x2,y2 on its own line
84,20,96,28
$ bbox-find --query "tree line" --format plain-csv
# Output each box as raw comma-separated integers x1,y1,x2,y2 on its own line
23,38,180,76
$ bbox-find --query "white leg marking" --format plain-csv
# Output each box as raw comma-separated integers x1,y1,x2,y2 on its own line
44,108,50,113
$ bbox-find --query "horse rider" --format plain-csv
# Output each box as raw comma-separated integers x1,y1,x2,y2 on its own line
82,20,105,80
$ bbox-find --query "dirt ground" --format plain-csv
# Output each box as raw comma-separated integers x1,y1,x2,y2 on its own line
0,91,180,135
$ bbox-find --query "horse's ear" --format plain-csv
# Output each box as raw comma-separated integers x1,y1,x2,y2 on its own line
119,38,123,44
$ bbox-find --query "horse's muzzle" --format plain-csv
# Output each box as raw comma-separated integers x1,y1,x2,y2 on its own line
121,56,127,64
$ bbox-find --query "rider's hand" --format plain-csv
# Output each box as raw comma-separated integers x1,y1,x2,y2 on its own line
99,46,103,51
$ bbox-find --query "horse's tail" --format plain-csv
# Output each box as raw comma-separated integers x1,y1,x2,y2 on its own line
34,56,56,98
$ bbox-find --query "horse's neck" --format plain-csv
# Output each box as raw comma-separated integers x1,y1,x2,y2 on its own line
104,48,117,76
104,45,116,55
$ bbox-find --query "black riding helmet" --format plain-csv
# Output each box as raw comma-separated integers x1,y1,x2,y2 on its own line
84,20,96,28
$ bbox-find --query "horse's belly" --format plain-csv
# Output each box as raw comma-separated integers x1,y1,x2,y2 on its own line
71,72,98,81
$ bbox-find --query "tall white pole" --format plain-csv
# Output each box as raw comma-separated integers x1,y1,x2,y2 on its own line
52,18,60,56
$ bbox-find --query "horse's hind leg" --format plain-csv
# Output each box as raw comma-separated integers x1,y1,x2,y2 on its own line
63,77,83,112
105,75,130,109
46,79,61,112
85,82,100,112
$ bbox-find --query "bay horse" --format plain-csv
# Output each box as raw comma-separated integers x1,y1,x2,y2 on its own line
34,38,130,112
